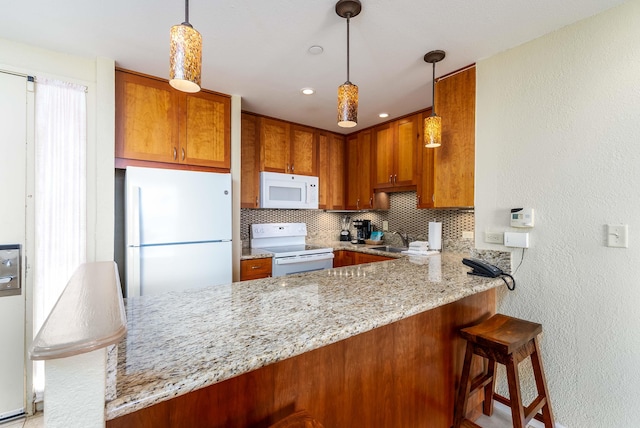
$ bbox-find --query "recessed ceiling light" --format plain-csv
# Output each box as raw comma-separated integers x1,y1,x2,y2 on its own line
308,45,324,55
301,88,315,95
379,113,389,118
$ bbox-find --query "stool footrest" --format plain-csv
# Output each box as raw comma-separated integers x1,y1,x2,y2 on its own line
469,372,494,394
495,394,549,426
524,395,548,423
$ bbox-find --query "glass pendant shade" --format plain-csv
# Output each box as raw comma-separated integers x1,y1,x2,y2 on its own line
337,81,358,128
423,115,442,148
169,23,202,93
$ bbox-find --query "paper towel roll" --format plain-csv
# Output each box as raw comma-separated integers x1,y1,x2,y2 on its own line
428,221,442,251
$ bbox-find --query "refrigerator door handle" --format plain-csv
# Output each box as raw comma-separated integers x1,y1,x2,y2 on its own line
126,247,141,298
126,186,142,298
127,186,141,247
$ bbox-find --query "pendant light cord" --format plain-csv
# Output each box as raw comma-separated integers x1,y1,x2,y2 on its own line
183,0,190,26
346,14,351,82
431,61,436,117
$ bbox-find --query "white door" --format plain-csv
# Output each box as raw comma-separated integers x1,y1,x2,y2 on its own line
0,72,27,420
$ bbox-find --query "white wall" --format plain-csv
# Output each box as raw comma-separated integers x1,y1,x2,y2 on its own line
475,2,640,426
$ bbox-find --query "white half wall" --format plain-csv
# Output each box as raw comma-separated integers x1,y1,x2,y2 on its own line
475,2,640,426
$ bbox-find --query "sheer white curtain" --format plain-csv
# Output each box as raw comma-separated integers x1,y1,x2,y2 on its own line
32,78,87,395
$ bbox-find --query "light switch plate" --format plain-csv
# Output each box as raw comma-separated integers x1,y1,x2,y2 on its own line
607,224,628,248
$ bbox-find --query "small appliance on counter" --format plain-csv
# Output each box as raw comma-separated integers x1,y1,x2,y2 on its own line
352,219,372,244
340,215,352,242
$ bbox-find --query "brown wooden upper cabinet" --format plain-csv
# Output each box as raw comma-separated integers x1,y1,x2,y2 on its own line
241,113,328,208
345,130,388,210
373,114,420,190
115,69,231,171
241,113,260,208
259,118,317,176
417,66,476,208
318,131,346,210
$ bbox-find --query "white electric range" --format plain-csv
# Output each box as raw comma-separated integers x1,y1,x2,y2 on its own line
250,223,334,277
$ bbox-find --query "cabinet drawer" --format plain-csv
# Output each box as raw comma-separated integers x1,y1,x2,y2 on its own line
240,258,272,280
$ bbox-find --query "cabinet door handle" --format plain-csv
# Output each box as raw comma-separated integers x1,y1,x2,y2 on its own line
394,174,397,184
291,164,294,173
255,196,259,207
389,174,393,183
286,163,290,173
356,198,360,210
432,194,435,203
181,148,185,160
173,147,177,160
370,196,373,207
251,265,260,269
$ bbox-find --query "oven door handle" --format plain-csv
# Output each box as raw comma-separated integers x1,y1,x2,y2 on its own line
274,253,335,265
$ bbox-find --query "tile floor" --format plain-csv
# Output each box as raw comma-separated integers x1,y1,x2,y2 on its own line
1,413,43,428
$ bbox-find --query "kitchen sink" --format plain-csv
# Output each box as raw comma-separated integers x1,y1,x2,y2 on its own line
369,246,407,253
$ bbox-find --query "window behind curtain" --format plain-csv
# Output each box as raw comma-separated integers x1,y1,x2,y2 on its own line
32,78,87,396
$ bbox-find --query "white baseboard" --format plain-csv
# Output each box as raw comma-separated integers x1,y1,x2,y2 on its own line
492,399,566,428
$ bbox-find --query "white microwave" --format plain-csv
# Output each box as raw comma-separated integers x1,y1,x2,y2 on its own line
260,172,319,209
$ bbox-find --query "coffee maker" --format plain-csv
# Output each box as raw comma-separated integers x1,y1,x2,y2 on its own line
352,219,372,244
340,216,352,242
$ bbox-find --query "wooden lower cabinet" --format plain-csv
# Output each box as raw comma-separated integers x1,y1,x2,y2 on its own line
106,289,496,428
333,250,355,268
333,250,393,267
240,258,272,281
355,252,394,265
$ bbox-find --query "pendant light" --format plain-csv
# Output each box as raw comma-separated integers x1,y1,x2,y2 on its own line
169,0,202,93
423,50,445,148
336,0,361,128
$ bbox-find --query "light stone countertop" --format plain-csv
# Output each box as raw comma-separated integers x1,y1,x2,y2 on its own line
240,247,275,260
107,252,502,420
240,241,406,260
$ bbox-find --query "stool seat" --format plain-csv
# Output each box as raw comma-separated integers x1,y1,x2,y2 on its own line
453,314,555,428
460,314,542,356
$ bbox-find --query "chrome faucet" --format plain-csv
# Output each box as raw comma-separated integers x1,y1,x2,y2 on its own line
392,231,410,247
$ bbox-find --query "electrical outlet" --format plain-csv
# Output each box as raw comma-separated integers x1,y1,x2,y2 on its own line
485,232,504,244
462,231,474,239
382,221,389,231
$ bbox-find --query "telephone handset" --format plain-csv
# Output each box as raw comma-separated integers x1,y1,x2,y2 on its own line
462,258,515,290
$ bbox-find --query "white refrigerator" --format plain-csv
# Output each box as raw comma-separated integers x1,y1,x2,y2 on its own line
125,167,232,297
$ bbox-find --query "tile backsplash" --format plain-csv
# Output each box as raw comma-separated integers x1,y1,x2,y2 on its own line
241,191,475,251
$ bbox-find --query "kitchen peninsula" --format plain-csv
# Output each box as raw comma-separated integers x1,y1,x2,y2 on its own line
106,252,501,428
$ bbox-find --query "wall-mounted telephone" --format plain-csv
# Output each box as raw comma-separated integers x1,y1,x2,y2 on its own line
462,258,515,290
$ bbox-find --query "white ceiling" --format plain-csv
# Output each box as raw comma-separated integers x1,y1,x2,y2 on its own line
1,0,625,133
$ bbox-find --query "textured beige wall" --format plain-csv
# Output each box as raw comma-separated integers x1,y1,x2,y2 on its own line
475,2,640,426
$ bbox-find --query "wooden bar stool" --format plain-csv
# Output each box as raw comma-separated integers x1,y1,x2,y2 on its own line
453,314,555,428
